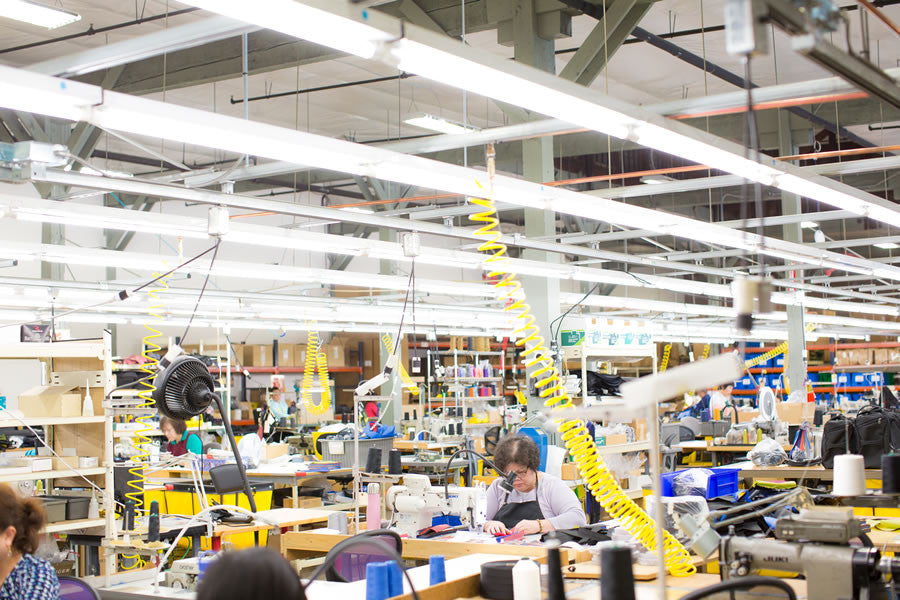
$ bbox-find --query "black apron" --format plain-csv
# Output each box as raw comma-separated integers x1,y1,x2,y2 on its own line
494,473,545,529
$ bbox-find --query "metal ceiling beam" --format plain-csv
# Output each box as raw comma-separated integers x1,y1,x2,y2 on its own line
557,0,653,85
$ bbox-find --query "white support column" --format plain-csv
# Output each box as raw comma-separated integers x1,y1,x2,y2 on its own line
512,0,561,414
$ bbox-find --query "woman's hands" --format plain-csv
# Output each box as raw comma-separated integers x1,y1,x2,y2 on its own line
511,519,541,535
484,520,510,536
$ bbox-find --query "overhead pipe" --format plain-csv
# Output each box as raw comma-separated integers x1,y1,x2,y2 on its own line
627,26,878,149
0,8,199,56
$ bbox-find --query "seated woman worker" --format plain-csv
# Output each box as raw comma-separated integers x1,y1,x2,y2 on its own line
482,434,587,535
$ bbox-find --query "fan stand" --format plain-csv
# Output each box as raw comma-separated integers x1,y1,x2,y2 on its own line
213,395,257,513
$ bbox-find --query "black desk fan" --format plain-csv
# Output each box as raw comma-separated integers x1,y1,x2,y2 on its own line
153,355,257,515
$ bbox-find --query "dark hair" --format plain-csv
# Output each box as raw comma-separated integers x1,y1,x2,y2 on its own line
0,484,45,555
493,434,540,472
159,416,187,436
197,548,303,600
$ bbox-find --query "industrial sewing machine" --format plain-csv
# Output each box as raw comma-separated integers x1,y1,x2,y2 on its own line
718,507,900,600
385,473,487,537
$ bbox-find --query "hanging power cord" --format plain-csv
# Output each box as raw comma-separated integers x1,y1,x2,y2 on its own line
179,238,221,347
468,144,696,577
0,242,221,332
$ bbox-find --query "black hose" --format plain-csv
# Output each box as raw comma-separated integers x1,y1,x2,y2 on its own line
679,576,797,600
443,448,509,500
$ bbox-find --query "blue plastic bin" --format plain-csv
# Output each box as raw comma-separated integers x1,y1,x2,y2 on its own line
661,467,740,499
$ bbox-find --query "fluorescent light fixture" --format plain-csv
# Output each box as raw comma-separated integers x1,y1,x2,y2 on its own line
5,63,900,289
801,221,819,229
404,113,476,135
339,207,375,215
639,175,676,185
1,0,80,29
875,242,900,249
182,0,398,60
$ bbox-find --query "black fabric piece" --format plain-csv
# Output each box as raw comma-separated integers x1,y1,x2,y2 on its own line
545,524,610,545
883,386,899,409
586,371,626,396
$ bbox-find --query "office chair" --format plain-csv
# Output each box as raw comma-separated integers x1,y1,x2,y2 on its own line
324,529,403,583
58,575,101,600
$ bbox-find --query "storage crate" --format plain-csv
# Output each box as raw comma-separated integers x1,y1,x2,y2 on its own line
699,421,730,437
54,496,90,520
320,436,395,469
734,376,754,391
36,497,67,522
661,467,739,499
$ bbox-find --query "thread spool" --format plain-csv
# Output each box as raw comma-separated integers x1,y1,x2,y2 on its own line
600,545,635,600
386,561,403,597
328,511,349,534
884,454,900,494
834,454,866,496
511,558,540,600
413,409,417,420
123,500,135,531
388,449,402,475
467,407,474,417
480,560,517,600
545,545,565,600
366,562,389,600
404,412,410,421
367,482,381,531
429,555,446,585
148,500,159,542
365,447,382,473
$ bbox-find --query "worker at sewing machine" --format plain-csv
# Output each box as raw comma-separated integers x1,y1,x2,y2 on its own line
160,416,203,457
483,434,586,536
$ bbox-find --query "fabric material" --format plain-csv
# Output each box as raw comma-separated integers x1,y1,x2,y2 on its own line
0,554,60,600
168,431,202,457
485,472,587,531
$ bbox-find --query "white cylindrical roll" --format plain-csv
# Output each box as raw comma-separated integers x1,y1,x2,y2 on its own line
833,454,866,496
394,495,426,513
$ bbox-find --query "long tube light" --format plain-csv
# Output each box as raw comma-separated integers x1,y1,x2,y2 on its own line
1,65,898,286
0,240,494,299
8,193,899,315
2,0,81,29
182,0,900,229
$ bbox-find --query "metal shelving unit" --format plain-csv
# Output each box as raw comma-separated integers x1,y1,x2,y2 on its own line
0,334,115,575
424,346,510,440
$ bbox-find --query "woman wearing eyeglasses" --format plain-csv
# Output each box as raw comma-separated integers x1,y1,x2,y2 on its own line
483,434,587,536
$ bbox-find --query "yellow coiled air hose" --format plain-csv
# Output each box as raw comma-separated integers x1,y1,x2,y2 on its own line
659,344,672,373
468,144,696,577
122,272,170,569
302,329,331,416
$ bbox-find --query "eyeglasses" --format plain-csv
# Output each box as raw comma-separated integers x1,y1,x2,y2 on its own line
510,468,530,477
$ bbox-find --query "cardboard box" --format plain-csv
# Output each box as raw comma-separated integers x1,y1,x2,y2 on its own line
596,433,628,446
778,401,816,424
282,496,323,508
13,457,53,472
560,463,580,480
321,342,346,367
18,385,82,418
245,344,271,367
275,344,294,368
263,443,289,461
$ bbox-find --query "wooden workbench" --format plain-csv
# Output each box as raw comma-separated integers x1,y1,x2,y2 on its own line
736,465,882,482
281,530,586,563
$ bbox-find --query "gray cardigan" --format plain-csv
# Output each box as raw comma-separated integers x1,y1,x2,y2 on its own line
485,471,587,530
